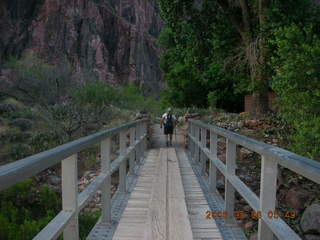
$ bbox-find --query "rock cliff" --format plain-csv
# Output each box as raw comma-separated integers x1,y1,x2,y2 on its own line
0,0,164,96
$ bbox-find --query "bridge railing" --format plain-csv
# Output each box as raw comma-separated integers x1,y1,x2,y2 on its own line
188,119,320,240
0,119,149,240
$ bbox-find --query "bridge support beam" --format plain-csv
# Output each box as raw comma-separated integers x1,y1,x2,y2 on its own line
101,138,111,223
258,156,277,240
62,154,79,240
225,139,237,226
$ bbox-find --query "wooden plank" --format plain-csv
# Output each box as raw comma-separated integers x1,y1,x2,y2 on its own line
113,150,158,240
167,148,193,240
144,148,167,240
178,149,223,240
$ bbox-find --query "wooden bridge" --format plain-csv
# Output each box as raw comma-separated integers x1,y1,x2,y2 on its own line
0,119,320,240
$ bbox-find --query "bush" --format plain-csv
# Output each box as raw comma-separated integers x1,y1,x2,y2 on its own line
0,103,17,115
10,118,33,131
75,81,161,116
10,143,32,160
272,24,320,160
3,55,73,106
0,179,60,240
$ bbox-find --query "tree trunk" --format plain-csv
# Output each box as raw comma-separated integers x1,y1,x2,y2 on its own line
251,0,269,116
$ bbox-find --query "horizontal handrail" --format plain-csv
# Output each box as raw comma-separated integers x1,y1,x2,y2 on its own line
189,119,320,184
0,119,149,240
34,133,146,239
0,119,148,191
188,119,320,240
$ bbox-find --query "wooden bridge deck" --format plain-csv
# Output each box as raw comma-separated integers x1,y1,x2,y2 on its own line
87,126,246,240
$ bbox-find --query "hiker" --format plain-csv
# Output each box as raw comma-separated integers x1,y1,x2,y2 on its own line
160,108,177,146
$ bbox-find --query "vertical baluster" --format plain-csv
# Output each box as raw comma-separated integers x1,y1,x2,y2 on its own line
62,154,79,239
129,127,136,174
258,156,277,240
209,131,218,192
143,122,147,152
195,125,200,164
119,130,127,192
201,128,207,174
187,121,191,150
189,122,193,159
191,123,195,160
137,123,142,163
101,138,111,223
225,139,236,225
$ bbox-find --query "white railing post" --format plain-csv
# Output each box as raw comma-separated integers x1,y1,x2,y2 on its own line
137,124,142,164
201,128,207,174
129,127,136,174
195,125,200,164
258,156,277,240
143,122,147,152
189,122,194,159
209,131,218,192
225,139,236,225
101,138,111,223
62,154,79,239
119,130,127,192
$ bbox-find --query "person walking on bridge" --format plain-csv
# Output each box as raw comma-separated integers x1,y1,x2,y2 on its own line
160,108,177,146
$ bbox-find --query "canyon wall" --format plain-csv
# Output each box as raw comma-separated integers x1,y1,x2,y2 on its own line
0,0,164,96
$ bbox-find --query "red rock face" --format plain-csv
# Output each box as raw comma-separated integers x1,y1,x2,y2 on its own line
0,0,164,96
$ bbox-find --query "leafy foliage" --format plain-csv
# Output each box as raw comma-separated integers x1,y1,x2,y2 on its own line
271,24,320,159
0,179,60,240
3,55,73,106
158,0,247,112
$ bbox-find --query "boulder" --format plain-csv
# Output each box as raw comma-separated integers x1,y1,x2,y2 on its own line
239,147,253,161
285,187,309,210
0,103,17,114
301,204,320,234
216,179,225,190
49,175,61,185
304,235,320,240
244,119,262,129
10,118,33,131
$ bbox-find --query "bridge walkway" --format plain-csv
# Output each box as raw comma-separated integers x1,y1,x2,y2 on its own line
87,125,246,240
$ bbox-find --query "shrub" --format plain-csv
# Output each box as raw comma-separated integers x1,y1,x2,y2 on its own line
10,143,32,160
272,24,320,160
3,55,73,106
10,118,33,131
0,179,60,240
0,103,17,115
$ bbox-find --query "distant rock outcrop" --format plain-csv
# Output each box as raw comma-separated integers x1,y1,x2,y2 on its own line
0,0,164,96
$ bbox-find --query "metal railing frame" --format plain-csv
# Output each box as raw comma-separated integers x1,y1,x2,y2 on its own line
188,119,320,240
0,119,149,240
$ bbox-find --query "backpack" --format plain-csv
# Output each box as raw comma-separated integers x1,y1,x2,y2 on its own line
165,114,173,128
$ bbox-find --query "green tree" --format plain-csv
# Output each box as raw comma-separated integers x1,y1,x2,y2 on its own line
272,24,320,159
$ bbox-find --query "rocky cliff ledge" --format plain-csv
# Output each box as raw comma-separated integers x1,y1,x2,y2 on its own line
0,0,164,96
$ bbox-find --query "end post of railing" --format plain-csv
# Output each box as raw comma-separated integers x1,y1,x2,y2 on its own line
119,130,127,192
101,138,111,223
209,131,218,192
62,154,79,239
225,139,236,225
258,156,277,240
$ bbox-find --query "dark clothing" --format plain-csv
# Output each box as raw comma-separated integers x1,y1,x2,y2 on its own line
164,125,174,135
